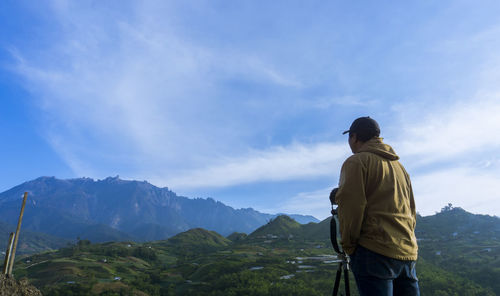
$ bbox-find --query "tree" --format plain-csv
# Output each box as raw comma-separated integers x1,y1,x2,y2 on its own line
441,203,453,212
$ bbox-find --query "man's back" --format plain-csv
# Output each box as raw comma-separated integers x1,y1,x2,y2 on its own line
336,137,418,260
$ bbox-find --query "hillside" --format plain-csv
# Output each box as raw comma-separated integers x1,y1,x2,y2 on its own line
166,228,231,251
227,232,247,242
9,211,499,295
416,206,500,238
0,176,318,247
416,206,500,294
248,215,302,239
301,217,332,241
0,221,69,255
4,197,500,295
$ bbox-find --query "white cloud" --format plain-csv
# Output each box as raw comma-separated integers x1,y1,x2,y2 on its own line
236,56,303,88
395,94,500,167
161,142,349,189
391,93,500,217
278,187,333,220
311,96,377,109
8,1,500,218
12,1,308,179
274,95,500,218
412,166,500,217
46,134,97,178
275,163,500,220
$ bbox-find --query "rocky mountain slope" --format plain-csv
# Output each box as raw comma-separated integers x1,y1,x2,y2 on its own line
0,176,318,246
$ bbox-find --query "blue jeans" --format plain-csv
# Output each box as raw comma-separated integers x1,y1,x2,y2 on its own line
350,245,420,296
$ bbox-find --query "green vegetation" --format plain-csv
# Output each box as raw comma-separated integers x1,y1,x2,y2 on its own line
8,208,500,295
416,206,500,295
0,221,70,255
248,215,303,239
12,231,352,295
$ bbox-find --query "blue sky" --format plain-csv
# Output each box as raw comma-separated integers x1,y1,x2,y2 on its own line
1,1,500,219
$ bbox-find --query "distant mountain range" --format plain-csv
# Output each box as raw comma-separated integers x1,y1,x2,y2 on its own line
0,176,318,250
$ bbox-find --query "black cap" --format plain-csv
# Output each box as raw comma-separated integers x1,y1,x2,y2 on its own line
343,116,380,137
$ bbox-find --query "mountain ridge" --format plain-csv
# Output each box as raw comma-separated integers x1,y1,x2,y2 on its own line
0,176,319,248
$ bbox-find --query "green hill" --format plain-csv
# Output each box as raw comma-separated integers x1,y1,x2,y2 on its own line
248,215,302,239
0,221,69,255
416,206,500,294
302,217,332,241
416,206,500,238
166,228,231,250
13,240,160,295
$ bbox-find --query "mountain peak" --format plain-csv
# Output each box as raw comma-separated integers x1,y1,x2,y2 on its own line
35,176,57,181
248,215,302,239
273,215,297,224
100,175,122,183
167,228,231,248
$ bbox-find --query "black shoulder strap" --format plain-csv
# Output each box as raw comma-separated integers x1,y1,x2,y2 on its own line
330,209,342,254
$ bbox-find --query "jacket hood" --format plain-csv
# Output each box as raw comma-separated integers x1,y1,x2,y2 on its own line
358,137,399,160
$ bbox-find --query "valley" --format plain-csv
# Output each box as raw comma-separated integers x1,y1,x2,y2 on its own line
7,211,500,296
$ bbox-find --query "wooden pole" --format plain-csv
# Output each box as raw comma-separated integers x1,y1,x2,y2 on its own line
2,232,15,274
7,192,28,276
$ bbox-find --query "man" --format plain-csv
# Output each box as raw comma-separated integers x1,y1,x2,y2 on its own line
334,116,419,296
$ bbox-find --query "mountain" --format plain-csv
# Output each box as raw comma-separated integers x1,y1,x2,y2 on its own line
416,206,500,239
0,176,318,245
166,228,231,251
415,206,500,294
262,206,500,244
0,221,69,255
277,213,319,225
301,216,332,240
248,215,303,239
0,201,138,243
247,214,333,242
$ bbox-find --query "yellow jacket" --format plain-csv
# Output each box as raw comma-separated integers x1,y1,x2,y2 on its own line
335,137,418,260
